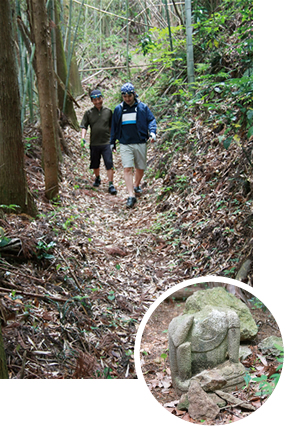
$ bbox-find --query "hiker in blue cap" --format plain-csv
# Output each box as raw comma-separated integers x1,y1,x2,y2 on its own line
110,83,157,208
80,89,117,195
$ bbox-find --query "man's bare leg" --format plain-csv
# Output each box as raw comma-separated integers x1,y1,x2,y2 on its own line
134,168,144,188
124,167,135,197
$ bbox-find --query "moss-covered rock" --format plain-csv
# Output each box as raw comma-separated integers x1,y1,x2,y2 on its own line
184,287,258,341
258,336,283,356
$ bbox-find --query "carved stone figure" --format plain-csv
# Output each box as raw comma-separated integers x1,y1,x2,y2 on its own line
168,305,245,395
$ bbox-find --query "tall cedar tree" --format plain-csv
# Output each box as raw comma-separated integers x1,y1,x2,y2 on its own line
0,0,37,216
30,0,59,200
54,0,81,129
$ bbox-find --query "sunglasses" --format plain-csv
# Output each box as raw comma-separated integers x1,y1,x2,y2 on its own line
91,95,102,99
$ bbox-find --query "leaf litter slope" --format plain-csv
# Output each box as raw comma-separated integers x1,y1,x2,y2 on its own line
0,91,252,379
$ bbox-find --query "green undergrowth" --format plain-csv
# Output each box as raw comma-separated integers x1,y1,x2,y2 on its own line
244,344,283,397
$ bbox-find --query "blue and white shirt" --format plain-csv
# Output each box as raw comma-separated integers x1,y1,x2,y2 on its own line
121,101,141,144
110,99,157,148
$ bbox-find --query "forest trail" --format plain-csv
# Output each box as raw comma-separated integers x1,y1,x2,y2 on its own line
64,93,185,294
1,92,191,379
60,91,194,293
1,82,252,379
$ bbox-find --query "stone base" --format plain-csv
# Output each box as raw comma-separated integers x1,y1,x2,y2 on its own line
192,360,246,392
173,360,246,396
177,363,253,421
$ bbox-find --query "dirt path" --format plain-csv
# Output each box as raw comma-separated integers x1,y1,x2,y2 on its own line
1,87,253,379
1,95,189,379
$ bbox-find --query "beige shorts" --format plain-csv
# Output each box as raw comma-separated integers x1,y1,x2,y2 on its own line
120,143,147,169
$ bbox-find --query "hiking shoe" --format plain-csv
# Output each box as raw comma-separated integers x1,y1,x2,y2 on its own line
108,184,117,195
93,176,101,187
134,186,143,194
126,196,137,208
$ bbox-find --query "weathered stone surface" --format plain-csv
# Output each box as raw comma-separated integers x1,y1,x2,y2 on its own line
184,287,258,340
239,345,252,361
177,393,189,411
168,305,241,395
192,369,227,392
207,393,227,408
193,360,246,392
258,336,283,356
177,391,228,412
215,390,255,411
177,392,227,411
187,381,220,420
215,360,246,391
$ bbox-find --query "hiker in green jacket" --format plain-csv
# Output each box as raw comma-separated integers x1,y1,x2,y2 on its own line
80,89,117,195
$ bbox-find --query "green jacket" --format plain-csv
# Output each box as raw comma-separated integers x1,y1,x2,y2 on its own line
80,106,112,146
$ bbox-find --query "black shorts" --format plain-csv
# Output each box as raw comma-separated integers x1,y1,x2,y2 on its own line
90,144,113,170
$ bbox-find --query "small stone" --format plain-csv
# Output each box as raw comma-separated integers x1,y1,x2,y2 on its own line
239,345,252,361
258,336,283,356
215,390,255,411
177,393,189,411
187,381,220,420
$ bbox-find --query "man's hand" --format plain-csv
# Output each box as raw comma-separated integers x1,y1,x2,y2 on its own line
149,132,156,143
110,144,116,152
81,138,86,147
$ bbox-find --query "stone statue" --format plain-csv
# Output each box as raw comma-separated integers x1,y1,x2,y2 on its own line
168,305,244,395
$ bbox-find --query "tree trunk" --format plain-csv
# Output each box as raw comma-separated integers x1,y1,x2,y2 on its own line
30,0,59,200
0,324,8,379
69,54,84,99
0,0,37,217
185,0,195,85
54,1,80,130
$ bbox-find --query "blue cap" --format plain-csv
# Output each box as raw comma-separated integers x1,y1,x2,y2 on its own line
90,89,103,99
121,83,135,94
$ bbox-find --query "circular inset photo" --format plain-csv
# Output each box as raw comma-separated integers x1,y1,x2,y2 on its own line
135,277,284,424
